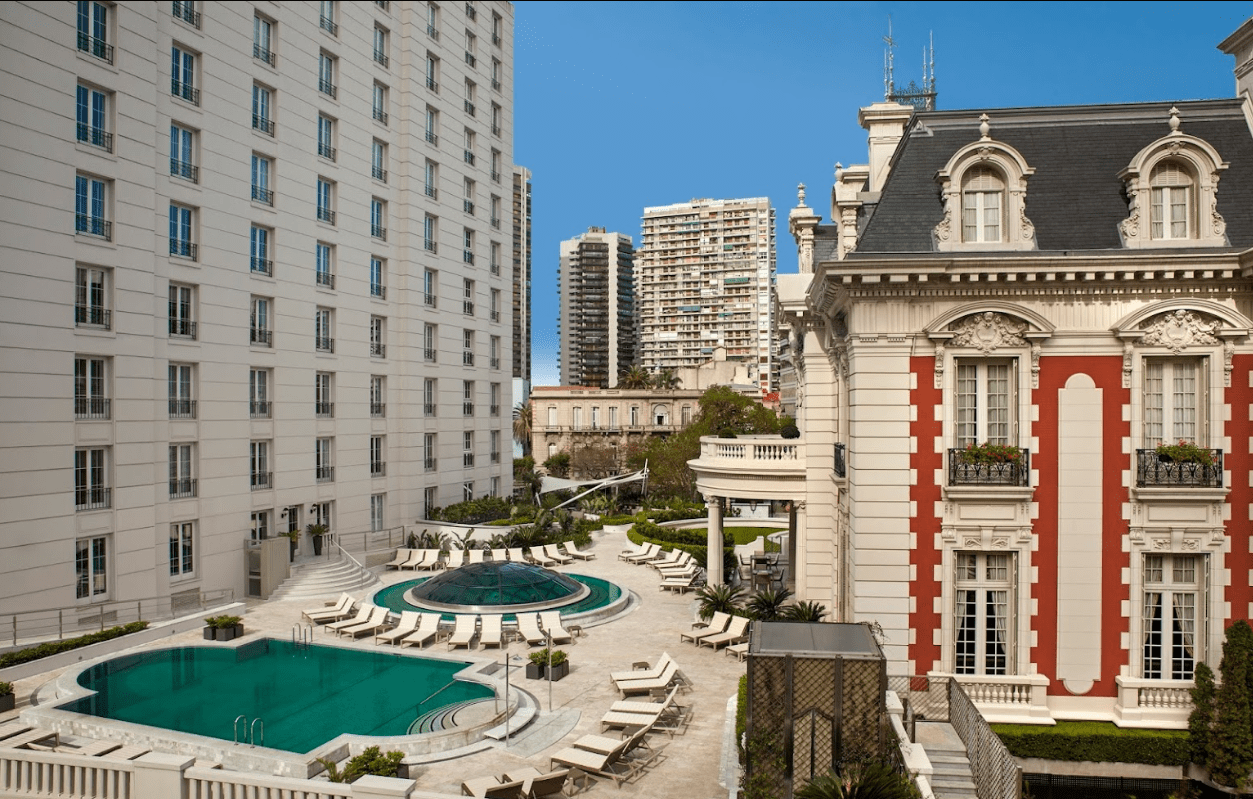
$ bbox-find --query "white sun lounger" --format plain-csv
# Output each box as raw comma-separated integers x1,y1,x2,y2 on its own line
698,615,752,651
444,549,465,569
648,550,684,570
544,544,573,565
479,614,505,649
529,547,556,567
680,612,731,644
539,610,573,645
622,543,661,564
323,603,375,634
508,547,529,563
400,613,445,649
615,660,691,697
491,548,508,562
447,614,479,650
503,768,571,799
375,611,423,645
516,612,547,646
336,605,389,638
412,549,444,571
562,540,594,560
302,592,354,623
384,549,414,570
610,652,674,685
468,548,486,564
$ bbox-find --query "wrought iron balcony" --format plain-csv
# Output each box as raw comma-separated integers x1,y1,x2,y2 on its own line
169,399,197,419
490,404,500,416
465,4,476,20
425,457,436,472
77,124,113,153
371,342,386,358
463,250,475,265
424,403,436,416
315,336,334,353
250,400,270,418
465,52,476,67
75,305,111,328
75,487,111,511
317,207,335,224
78,32,113,63
371,283,386,299
370,403,386,418
834,443,846,478
490,357,500,369
492,78,500,91
374,49,389,68
372,224,387,241
426,77,438,93
464,149,475,165
491,310,501,323
427,24,439,40
318,78,337,99
425,129,438,145
170,158,199,182
75,215,111,240
463,401,474,416
250,257,272,276
491,216,500,229
491,124,500,137
169,318,197,339
463,453,475,467
424,348,436,363
316,465,335,483
316,271,335,289
169,239,197,260
424,239,438,254
169,477,197,499
252,115,274,136
171,80,199,106
463,200,475,215
425,184,438,198
172,1,200,28
490,452,500,464
315,402,334,419
424,293,437,308
490,262,500,275
947,448,1030,487
1136,449,1223,488
251,471,273,491
253,44,275,67
318,142,336,162
462,351,475,366
373,165,388,183
371,462,386,477
252,185,273,205
251,328,272,347
490,169,500,182
463,301,475,316
319,15,338,36
75,397,111,420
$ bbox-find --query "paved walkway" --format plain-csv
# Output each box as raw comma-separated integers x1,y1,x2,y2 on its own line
4,526,746,798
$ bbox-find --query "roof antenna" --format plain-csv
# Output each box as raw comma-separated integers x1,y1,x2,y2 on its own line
883,16,896,101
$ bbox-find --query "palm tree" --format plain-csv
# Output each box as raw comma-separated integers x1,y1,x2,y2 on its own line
652,369,682,390
747,587,793,621
512,401,532,456
782,600,828,622
793,763,918,799
695,582,745,620
617,366,652,390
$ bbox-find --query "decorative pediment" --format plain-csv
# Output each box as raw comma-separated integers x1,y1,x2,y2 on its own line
1138,309,1221,353
926,303,1054,389
949,312,1028,353
932,115,1037,252
1113,300,1252,387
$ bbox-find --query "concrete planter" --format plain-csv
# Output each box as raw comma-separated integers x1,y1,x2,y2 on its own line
0,693,14,713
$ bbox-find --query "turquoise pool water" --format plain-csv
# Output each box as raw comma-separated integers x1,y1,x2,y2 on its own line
62,639,493,754
374,573,621,619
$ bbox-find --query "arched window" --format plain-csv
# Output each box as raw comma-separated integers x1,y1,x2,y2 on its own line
1149,161,1193,241
961,167,1005,243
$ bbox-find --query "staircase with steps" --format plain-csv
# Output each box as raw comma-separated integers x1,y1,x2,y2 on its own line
268,552,380,602
916,721,977,799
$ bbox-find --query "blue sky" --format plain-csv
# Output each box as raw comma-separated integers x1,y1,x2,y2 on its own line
514,1,1252,388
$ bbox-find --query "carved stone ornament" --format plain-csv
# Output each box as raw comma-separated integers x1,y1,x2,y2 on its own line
934,343,946,390
1150,537,1171,551
1212,198,1227,238
933,196,952,243
1139,309,1221,353
1030,343,1041,389
949,312,1029,353
1019,202,1036,242
1225,340,1236,387
1122,341,1134,388
1181,538,1201,552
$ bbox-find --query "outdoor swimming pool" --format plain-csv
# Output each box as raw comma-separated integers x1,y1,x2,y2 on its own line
373,571,622,619
61,638,493,754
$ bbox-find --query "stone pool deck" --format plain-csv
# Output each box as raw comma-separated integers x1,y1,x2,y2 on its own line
2,526,746,798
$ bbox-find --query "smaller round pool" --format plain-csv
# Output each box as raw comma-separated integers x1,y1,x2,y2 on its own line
375,571,623,621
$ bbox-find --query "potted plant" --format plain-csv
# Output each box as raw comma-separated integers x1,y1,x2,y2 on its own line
306,522,328,556
547,649,570,682
957,442,1022,464
0,682,14,713
1155,439,1215,465
526,648,549,679
204,615,244,642
282,528,301,561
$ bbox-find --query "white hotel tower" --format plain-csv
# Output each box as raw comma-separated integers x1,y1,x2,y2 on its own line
0,0,516,617
637,197,777,393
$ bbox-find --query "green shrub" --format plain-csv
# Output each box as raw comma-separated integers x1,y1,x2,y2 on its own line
0,621,149,668
991,721,1190,766
318,746,404,783
434,495,513,525
736,675,748,760
0,681,12,697
598,514,636,526
205,615,242,629
628,521,736,575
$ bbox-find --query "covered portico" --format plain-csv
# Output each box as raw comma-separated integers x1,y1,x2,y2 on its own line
686,435,808,587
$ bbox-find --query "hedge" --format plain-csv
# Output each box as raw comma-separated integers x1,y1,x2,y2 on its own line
627,520,737,575
991,721,1190,766
736,675,748,761
0,621,150,668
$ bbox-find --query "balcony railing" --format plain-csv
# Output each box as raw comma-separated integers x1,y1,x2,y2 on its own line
78,32,114,63
463,402,474,416
251,471,272,490
425,129,439,145
168,318,197,339
317,207,335,224
490,404,500,416
463,250,475,264
75,487,111,511
372,224,387,240
169,239,197,260
169,477,197,499
491,124,501,137
1136,448,1223,488
316,271,335,289
373,107,389,125
490,452,500,464
171,80,199,106
491,78,500,91
75,215,111,240
318,142,336,162
371,342,386,358
490,310,501,322
253,44,275,67
947,448,1030,487
77,124,113,153
490,169,500,182
463,200,475,215
490,262,500,275
319,15,338,35
252,115,274,136
75,305,111,328
373,165,388,183
374,49,389,68
318,78,337,99
424,239,438,254
251,185,274,205
463,352,475,366
465,52,476,67
427,24,439,40
250,400,270,418
371,463,386,477
834,442,846,478
316,465,335,483
464,301,475,316
315,336,334,353
424,293,437,308
464,101,476,116
371,283,386,299
251,328,272,346
370,403,386,418
490,216,500,228
315,402,334,418
490,357,500,369
463,149,475,165
251,257,272,276
172,1,200,28
170,158,199,182
424,403,436,416
168,399,197,419
425,457,436,472
463,453,475,467
75,397,111,420
426,77,438,93
424,184,438,199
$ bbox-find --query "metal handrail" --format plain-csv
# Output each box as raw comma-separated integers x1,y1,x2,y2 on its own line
250,718,264,748
5,588,234,646
328,535,373,589
416,678,460,718
233,715,247,745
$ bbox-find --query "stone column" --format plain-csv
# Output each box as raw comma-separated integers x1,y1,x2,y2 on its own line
706,496,724,586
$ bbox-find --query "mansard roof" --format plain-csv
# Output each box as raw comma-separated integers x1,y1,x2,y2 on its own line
850,98,1253,256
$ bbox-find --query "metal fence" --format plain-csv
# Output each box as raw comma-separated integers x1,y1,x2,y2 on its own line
2,588,234,649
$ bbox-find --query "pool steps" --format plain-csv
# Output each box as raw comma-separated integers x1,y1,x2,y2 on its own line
268,553,380,602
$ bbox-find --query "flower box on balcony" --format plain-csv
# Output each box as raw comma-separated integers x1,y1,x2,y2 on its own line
949,444,1029,487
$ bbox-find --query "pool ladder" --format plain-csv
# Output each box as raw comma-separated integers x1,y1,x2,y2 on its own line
292,623,313,650
233,715,264,748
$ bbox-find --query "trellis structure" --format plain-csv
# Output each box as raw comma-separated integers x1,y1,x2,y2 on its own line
744,622,886,798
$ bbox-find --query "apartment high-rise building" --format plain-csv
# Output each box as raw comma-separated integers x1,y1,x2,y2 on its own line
637,197,777,392
0,0,515,615
512,165,532,408
557,227,636,388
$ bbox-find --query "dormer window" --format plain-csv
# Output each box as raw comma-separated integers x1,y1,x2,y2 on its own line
962,167,1004,243
1149,161,1192,241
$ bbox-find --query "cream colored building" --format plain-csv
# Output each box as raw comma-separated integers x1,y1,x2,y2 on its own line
637,197,777,393
0,0,515,615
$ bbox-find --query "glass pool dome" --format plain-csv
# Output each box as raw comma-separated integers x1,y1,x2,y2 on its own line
406,561,590,613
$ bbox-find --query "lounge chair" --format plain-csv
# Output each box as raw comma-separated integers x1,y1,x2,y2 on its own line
606,688,692,736
615,660,691,697
73,740,122,757
549,729,656,788
447,614,479,649
3,729,60,749
544,543,573,565
610,652,675,685
302,592,354,623
623,543,661,564
468,548,486,564
563,540,594,560
102,745,150,760
335,605,389,638
516,612,547,646
460,775,526,799
529,546,556,567
491,548,508,562
400,613,445,649
445,549,466,569
656,552,694,574
618,541,648,561
508,547,529,563
412,549,444,571
609,686,685,717
726,642,749,662
648,549,684,571
573,731,653,756
680,612,731,645
698,615,752,651
384,549,414,570
539,610,573,645
503,768,570,799
658,569,700,593
323,603,375,634
375,610,423,645
479,614,505,649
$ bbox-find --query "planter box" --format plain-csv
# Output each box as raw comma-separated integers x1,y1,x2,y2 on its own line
212,625,243,642
0,693,14,713
525,663,545,680
203,626,215,640
549,661,570,681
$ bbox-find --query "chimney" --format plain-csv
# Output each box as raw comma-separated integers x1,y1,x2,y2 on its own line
857,102,913,194
1218,18,1253,101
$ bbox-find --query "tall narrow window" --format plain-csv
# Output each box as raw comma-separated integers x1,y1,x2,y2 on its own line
370,375,385,417
1142,554,1202,680
464,79,476,116
371,436,385,476
316,242,334,288
463,278,475,315
318,53,336,98
424,378,437,416
370,316,385,357
424,323,437,362
462,329,475,366
75,535,109,598
315,371,333,418
171,46,198,105
373,26,389,67
463,177,475,215
1150,162,1193,241
315,308,333,352
1143,358,1204,445
75,356,109,419
317,115,336,161
370,257,386,299
253,15,275,65
75,174,108,239
169,203,195,259
424,214,438,252
961,167,1004,243
170,124,196,181
954,360,1013,448
372,140,387,183
370,494,385,531
424,269,437,306
372,83,388,124
169,444,195,498
250,368,270,418
250,226,272,275
75,448,109,511
168,363,195,418
316,438,334,482
426,54,439,92
252,85,274,136
463,380,475,416
77,85,110,152
424,160,438,198
371,198,387,240
463,228,475,264
168,283,195,338
954,552,1013,676
463,430,475,466
319,0,337,35
77,1,112,62
170,522,195,576
251,154,273,205
75,266,109,327
251,440,271,490
425,106,439,143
